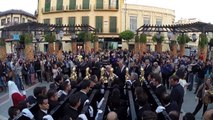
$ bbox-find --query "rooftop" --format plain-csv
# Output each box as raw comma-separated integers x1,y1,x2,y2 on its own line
0,9,36,19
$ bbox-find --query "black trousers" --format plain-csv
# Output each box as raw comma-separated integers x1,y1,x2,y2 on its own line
193,99,208,115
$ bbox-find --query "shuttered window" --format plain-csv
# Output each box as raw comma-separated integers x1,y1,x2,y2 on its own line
82,0,90,9
55,18,62,25
82,16,89,25
110,16,117,33
45,0,51,12
57,0,63,10
96,16,103,33
68,17,75,25
43,19,50,24
69,0,76,10
96,0,103,9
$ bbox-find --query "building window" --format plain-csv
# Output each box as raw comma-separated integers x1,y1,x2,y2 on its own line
109,0,118,9
82,0,90,9
130,16,137,32
96,16,103,33
156,19,162,25
14,17,19,23
22,18,25,23
55,18,62,25
7,18,10,24
44,19,50,24
82,16,89,25
143,17,150,25
1,19,6,26
68,17,75,25
110,16,117,33
45,0,51,12
57,0,63,10
69,0,76,10
96,0,103,9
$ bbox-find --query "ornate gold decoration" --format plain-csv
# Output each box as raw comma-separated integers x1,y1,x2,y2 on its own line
140,67,145,82
125,67,130,81
84,67,91,80
70,67,77,81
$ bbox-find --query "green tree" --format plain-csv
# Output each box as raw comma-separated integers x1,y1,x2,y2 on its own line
139,33,147,43
44,33,56,43
24,33,33,44
152,34,164,43
0,38,6,46
119,30,134,42
199,33,208,48
177,34,191,45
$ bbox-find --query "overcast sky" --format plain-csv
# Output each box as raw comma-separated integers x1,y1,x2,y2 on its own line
0,0,212,23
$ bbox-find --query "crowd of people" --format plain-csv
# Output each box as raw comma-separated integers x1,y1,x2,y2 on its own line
1,49,213,120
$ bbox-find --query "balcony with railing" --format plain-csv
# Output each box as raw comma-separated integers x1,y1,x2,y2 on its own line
42,4,91,14
94,5,119,11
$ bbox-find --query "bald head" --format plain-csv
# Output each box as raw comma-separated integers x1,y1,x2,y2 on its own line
107,112,118,120
203,109,213,120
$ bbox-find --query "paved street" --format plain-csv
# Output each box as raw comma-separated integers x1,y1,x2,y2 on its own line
0,82,213,120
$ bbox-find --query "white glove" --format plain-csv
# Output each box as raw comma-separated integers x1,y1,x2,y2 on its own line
95,110,103,120
88,106,94,117
84,99,89,106
22,90,27,95
155,106,165,113
43,115,54,120
78,114,88,120
22,108,34,119
97,98,104,109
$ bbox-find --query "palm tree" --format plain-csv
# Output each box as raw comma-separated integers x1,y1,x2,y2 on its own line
93,35,99,52
0,38,6,61
134,35,140,54
139,33,147,55
24,33,34,61
152,33,164,53
198,33,208,61
177,33,191,56
44,33,55,54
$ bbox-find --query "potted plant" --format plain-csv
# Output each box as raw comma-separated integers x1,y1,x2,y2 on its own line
198,33,208,61
119,30,134,49
45,33,56,54
24,33,34,61
0,38,6,61
152,33,164,52
139,33,147,55
134,35,140,53
177,34,191,56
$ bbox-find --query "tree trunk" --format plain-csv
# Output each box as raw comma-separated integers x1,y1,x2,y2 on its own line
170,42,177,56
179,44,185,57
156,43,162,53
85,41,91,54
198,46,208,62
0,46,6,61
55,42,62,61
25,44,34,61
134,42,140,54
72,42,77,54
140,43,146,55
48,43,54,54
94,41,99,53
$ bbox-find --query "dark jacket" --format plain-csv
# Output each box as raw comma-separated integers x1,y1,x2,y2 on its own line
170,83,184,112
63,104,79,120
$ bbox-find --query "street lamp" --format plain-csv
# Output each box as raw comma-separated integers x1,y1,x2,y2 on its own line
56,30,64,50
191,33,197,42
35,33,41,53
